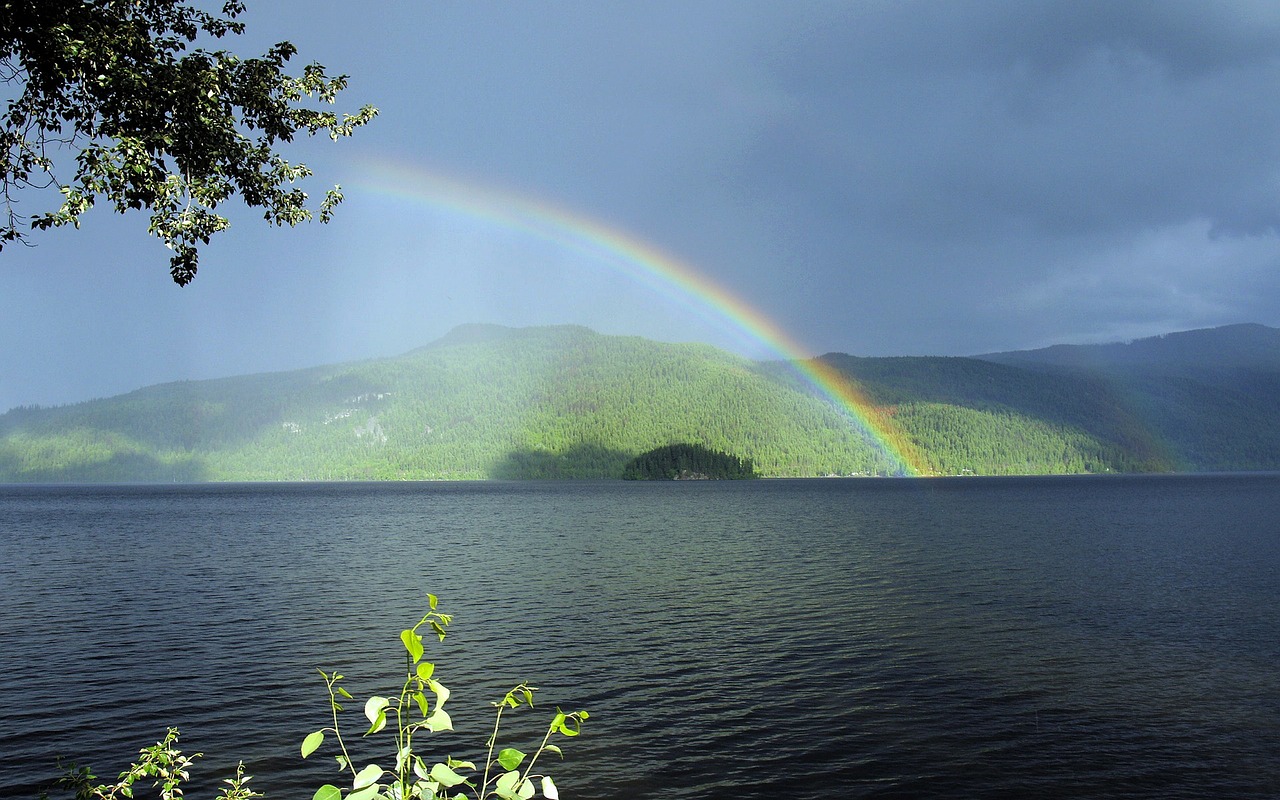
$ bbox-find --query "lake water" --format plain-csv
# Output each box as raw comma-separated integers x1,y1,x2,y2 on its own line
1,475,1278,799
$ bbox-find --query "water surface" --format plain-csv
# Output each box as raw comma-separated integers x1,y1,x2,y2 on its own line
2,475,1277,798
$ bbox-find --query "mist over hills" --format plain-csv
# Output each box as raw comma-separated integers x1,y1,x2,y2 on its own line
2,323,1277,481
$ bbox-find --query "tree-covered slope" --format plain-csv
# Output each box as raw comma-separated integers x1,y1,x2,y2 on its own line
973,324,1280,472
0,326,900,481
787,355,1178,475
2,323,1276,481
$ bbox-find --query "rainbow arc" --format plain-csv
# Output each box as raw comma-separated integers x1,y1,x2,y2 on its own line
356,161,928,476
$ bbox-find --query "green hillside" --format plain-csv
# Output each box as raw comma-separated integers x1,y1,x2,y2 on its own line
976,324,1280,472
806,355,1181,475
0,326,899,480
2,324,1276,481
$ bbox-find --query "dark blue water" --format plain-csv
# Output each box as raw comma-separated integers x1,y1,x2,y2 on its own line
2,475,1278,798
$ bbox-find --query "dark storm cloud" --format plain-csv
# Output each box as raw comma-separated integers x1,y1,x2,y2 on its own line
738,1,1280,242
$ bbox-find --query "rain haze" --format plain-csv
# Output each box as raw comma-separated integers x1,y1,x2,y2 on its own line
5,0,1280,413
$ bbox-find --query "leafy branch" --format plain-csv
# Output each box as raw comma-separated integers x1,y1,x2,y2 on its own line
0,0,376,283
39,729,262,800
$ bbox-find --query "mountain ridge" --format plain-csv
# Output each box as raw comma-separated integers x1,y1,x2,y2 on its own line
974,323,1280,373
2,323,1277,480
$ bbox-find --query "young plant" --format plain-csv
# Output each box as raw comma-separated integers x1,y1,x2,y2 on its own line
302,594,588,800
40,729,262,800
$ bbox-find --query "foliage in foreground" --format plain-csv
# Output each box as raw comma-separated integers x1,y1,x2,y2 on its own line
40,595,587,800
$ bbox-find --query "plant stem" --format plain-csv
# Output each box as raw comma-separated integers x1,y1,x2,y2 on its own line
479,705,506,799
323,672,356,777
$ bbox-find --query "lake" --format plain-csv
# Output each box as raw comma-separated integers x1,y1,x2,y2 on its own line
2,475,1278,798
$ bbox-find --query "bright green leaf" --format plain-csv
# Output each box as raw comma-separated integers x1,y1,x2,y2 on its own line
352,764,384,790
425,707,453,732
413,758,431,782
429,763,467,788
347,785,379,800
497,749,526,771
495,771,520,797
428,679,450,705
365,695,390,723
401,629,424,663
542,745,563,758
540,776,559,799
416,662,435,682
301,730,325,758
312,785,342,800
427,593,438,611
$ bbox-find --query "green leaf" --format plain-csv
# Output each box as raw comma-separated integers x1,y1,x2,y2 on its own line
365,695,390,722
337,687,354,700
540,776,559,799
301,730,324,758
413,757,431,781
413,691,430,718
347,786,379,800
312,785,342,800
428,679,450,705
495,771,520,797
497,749,526,771
428,763,467,787
352,764,384,790
427,593,438,611
364,695,390,734
425,707,453,732
542,744,563,758
416,662,435,682
430,620,447,642
401,629,424,663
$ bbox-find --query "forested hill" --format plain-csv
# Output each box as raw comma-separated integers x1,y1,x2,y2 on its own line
2,324,1277,481
970,324,1280,472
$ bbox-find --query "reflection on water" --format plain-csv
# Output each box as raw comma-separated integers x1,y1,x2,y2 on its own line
2,476,1278,799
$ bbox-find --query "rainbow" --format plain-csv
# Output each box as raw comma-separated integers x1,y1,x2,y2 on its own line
353,161,928,476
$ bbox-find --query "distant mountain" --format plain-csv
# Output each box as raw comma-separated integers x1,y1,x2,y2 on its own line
2,323,1277,481
972,324,1280,472
976,323,1280,374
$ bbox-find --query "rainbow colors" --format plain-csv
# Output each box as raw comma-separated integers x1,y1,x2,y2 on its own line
354,161,928,476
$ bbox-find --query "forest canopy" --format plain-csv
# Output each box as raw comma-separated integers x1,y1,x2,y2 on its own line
621,443,758,481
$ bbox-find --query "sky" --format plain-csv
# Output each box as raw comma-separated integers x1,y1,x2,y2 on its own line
6,0,1280,412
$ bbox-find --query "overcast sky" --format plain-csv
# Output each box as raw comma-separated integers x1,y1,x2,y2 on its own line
5,0,1280,412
